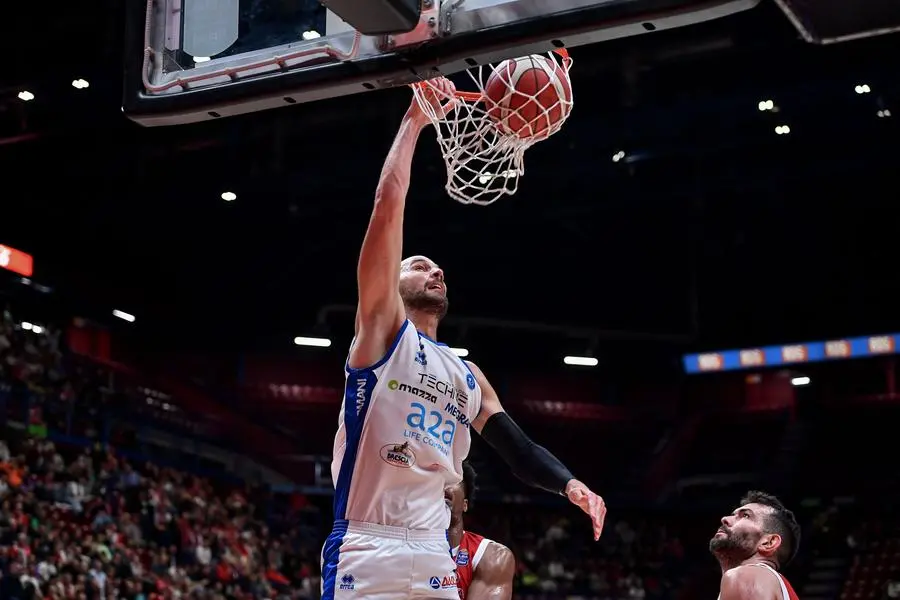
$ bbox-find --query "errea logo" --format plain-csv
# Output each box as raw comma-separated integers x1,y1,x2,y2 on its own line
339,574,355,590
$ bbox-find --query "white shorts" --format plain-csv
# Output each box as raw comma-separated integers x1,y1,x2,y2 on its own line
321,519,460,600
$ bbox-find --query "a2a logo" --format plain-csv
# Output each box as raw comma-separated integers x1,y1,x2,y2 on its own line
406,402,456,445
380,442,416,468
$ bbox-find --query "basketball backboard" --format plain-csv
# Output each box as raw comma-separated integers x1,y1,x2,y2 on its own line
773,0,900,43
123,0,759,127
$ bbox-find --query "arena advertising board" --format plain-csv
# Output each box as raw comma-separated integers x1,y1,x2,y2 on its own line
682,334,899,374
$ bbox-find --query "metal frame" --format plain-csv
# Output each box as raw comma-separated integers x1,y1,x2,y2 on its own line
123,0,759,127
772,0,900,44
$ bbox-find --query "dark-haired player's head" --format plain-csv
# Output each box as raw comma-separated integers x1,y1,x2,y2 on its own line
709,490,801,570
444,461,477,526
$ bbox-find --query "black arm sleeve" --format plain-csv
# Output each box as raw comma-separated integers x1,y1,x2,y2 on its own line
479,412,574,496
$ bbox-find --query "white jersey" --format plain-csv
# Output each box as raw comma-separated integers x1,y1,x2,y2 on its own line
331,320,483,531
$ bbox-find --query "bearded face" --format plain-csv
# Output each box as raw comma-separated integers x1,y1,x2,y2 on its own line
399,256,448,319
709,504,777,563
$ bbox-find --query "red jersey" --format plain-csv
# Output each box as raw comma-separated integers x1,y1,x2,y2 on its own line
453,530,493,600
719,564,800,600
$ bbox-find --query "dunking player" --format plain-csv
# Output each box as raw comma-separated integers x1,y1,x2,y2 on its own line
446,462,515,600
322,77,606,599
710,491,802,600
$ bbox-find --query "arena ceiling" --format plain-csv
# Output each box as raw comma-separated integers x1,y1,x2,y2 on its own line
1,1,899,371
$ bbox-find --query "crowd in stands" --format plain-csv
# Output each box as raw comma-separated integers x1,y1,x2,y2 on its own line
6,299,900,600
0,432,325,600
484,511,689,600
1,304,327,599
0,301,700,600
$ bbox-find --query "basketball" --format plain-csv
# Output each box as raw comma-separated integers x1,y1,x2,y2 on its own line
483,54,573,140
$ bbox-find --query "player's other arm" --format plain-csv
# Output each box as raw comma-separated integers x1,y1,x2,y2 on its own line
349,80,454,368
467,543,516,600
719,566,782,600
468,361,607,540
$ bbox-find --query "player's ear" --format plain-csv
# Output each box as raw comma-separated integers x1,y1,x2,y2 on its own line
463,499,468,513
758,533,782,557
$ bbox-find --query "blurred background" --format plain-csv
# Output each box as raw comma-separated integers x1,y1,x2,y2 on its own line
2,0,900,598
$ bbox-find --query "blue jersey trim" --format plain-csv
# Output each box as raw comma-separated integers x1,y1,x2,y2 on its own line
418,331,448,347
320,520,349,600
345,320,410,373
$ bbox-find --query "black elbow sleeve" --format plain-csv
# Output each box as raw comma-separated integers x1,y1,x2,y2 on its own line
480,412,574,496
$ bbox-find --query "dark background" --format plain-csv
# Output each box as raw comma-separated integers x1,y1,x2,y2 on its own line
1,0,899,372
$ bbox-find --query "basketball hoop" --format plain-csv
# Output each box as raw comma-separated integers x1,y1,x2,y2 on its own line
411,49,573,206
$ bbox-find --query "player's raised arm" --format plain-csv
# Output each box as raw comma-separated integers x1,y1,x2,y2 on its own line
350,78,456,368
468,543,516,600
468,361,607,541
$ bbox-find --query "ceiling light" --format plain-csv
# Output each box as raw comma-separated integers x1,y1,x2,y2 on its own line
113,309,136,323
563,355,598,367
294,336,331,348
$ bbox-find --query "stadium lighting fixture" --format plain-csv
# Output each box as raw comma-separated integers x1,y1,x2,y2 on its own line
563,355,598,367
113,309,136,323
294,336,332,348
790,376,810,386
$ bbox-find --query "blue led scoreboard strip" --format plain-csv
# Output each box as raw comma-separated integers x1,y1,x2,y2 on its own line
682,333,900,374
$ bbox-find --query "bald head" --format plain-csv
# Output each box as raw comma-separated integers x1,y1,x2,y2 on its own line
401,255,438,272
398,255,448,319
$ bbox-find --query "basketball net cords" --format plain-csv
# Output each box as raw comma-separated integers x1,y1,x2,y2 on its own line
411,51,573,206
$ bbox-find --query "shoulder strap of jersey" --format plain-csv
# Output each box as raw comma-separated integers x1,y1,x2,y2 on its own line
747,563,789,600
471,537,493,571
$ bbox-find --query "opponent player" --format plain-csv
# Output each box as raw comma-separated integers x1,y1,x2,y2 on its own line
322,78,606,600
446,462,515,600
709,491,802,600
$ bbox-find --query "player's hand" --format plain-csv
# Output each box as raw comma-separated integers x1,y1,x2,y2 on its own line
410,76,458,122
565,479,607,541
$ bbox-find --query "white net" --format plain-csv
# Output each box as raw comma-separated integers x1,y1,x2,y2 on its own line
411,50,574,206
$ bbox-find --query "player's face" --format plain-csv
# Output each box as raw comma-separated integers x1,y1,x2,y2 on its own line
709,503,777,559
444,481,467,520
399,256,448,318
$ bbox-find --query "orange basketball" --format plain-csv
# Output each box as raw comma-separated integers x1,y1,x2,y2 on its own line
483,54,573,140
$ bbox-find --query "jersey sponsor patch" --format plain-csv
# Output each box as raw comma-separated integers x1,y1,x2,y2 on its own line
428,574,458,590
466,373,476,390
380,442,416,468
455,549,469,566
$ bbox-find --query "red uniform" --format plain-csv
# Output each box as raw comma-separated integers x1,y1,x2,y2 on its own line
718,564,800,600
452,530,494,600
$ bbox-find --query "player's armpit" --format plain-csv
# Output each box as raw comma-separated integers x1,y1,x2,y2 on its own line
468,543,516,600
719,566,781,600
467,361,573,495
349,108,427,369
467,360,607,540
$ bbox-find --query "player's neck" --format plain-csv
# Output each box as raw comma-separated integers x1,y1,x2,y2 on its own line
719,554,777,573
408,310,440,341
448,520,464,549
